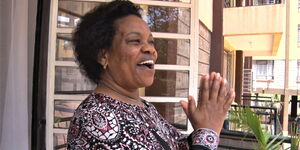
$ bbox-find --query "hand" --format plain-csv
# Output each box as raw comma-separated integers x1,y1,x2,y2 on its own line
180,72,235,135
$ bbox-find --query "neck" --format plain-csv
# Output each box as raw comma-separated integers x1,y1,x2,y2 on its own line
101,81,139,99
94,78,142,106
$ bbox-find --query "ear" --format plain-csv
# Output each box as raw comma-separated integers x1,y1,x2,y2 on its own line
97,50,109,68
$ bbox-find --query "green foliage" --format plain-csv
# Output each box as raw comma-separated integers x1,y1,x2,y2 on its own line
290,123,300,150
229,106,284,150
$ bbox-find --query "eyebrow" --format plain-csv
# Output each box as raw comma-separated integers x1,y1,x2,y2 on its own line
124,32,153,38
125,32,141,37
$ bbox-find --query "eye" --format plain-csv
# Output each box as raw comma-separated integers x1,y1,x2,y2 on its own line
128,39,141,45
148,39,155,45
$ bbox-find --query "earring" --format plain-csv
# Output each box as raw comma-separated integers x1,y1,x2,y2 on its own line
103,62,108,69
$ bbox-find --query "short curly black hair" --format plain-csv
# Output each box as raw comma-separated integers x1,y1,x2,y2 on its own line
72,0,142,84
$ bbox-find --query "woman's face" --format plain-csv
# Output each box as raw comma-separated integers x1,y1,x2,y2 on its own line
105,15,157,90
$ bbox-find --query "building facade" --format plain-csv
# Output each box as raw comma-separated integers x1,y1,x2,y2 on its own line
223,0,300,135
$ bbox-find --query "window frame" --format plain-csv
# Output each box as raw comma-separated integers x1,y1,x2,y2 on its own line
255,60,274,81
46,0,200,149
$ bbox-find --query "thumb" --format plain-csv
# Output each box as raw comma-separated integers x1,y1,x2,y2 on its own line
180,96,197,119
188,96,197,114
180,100,189,117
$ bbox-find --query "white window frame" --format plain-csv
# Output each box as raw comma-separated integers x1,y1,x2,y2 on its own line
255,60,274,80
47,0,199,149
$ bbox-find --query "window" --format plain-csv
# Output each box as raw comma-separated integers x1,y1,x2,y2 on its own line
47,0,199,149
298,25,300,46
255,60,274,80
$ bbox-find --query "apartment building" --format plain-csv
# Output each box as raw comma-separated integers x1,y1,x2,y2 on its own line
223,0,300,136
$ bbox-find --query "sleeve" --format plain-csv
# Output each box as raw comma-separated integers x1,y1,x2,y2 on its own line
67,104,122,149
178,128,219,150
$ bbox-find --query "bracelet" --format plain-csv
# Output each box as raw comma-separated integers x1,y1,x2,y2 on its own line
191,128,219,150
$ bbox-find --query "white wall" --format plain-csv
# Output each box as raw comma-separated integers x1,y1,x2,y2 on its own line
198,0,212,31
253,60,300,90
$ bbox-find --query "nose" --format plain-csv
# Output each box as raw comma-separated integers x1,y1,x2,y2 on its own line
142,43,156,55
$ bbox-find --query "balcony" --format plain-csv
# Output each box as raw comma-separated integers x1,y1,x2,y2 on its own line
223,2,284,56
225,0,282,8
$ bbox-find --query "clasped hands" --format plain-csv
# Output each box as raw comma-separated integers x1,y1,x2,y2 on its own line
180,72,235,135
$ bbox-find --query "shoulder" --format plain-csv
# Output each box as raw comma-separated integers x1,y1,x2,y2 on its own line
68,93,121,142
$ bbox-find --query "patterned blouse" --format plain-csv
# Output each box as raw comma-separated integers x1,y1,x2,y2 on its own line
67,93,219,150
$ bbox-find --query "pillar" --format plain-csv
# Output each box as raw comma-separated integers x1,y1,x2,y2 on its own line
235,50,243,104
209,0,224,75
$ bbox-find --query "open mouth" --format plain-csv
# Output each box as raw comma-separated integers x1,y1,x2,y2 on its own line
137,60,155,69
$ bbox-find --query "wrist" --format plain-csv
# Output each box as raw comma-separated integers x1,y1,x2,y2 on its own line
191,128,219,150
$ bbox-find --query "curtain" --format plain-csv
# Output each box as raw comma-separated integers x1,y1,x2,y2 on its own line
0,0,37,149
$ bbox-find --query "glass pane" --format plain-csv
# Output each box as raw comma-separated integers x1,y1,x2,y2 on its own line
143,5,190,34
57,1,191,34
152,102,187,130
54,133,67,150
56,34,75,61
54,100,81,129
55,66,96,94
144,70,189,97
155,38,190,65
57,1,102,28
148,0,190,3
55,36,191,64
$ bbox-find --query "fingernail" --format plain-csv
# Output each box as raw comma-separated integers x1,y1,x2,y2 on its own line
224,79,227,84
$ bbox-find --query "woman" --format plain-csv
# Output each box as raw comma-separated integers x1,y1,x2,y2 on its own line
67,0,235,149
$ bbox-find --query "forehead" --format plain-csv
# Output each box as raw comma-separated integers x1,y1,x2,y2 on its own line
114,15,151,34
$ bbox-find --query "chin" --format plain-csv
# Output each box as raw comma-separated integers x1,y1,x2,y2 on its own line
142,79,154,87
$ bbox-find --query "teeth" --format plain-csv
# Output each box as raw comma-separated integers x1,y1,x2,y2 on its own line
138,60,154,65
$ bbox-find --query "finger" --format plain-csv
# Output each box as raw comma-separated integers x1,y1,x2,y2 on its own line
209,73,221,101
200,75,209,105
209,72,216,88
217,78,227,104
224,89,235,111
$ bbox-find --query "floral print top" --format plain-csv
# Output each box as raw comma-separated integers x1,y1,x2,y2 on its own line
67,93,219,150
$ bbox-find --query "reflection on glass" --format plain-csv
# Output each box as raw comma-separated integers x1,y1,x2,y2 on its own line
55,66,96,94
54,133,67,150
145,70,189,97
152,102,187,130
57,1,102,28
56,34,75,61
54,100,81,129
57,1,191,34
144,5,190,34
155,38,190,65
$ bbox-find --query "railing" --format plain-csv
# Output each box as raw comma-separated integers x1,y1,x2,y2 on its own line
227,104,280,135
225,0,282,8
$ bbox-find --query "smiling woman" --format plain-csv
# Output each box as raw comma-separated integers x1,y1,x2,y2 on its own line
67,0,235,150
99,15,157,91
